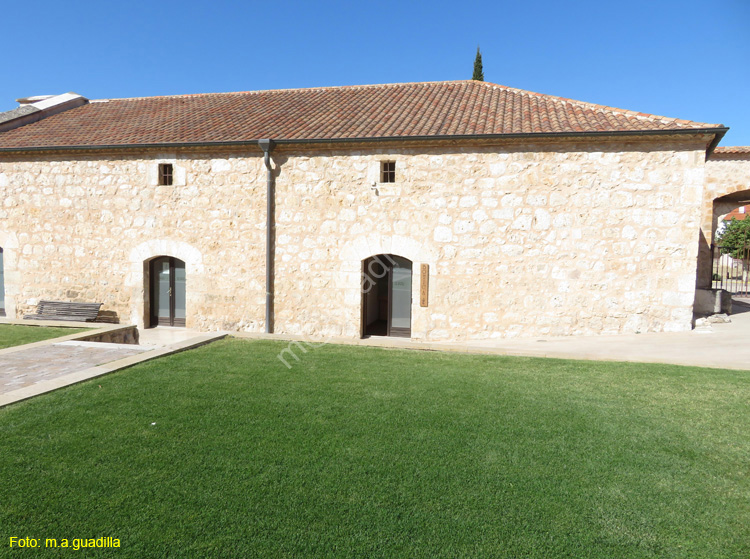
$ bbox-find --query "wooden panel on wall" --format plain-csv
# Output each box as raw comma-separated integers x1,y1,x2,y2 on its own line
420,264,429,307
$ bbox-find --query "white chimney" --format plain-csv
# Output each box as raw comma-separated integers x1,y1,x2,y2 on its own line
16,95,56,105
0,92,88,133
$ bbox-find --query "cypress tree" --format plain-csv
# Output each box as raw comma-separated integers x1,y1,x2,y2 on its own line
472,47,484,81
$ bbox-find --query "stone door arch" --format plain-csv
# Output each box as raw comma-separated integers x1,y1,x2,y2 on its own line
698,152,750,290
127,240,203,328
339,234,436,340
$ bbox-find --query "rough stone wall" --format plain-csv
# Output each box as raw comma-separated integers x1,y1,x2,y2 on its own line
0,136,708,340
272,138,707,340
704,155,750,205
698,155,750,286
0,152,268,330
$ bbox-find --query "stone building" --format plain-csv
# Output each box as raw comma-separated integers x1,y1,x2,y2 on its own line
0,81,745,341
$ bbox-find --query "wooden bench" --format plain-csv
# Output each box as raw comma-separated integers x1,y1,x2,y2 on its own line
23,300,103,322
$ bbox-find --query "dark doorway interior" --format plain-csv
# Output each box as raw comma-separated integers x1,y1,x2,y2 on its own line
362,255,412,338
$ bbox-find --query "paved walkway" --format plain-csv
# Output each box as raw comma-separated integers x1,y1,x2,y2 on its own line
235,301,750,371
419,303,750,370
435,301,750,370
1,341,150,393
0,324,226,407
428,313,747,370
138,326,208,347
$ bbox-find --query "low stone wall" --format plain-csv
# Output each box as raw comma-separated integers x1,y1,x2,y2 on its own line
79,326,139,345
693,288,732,317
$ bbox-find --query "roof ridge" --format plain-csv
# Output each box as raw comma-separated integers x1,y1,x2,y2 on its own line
93,80,722,128
94,80,475,103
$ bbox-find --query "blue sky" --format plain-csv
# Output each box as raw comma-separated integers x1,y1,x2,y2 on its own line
2,0,748,144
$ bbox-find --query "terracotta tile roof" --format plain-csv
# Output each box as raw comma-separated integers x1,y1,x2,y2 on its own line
722,206,750,221
0,80,725,150
714,146,750,154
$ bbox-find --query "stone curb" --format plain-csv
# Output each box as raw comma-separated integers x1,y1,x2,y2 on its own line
0,332,227,408
0,322,136,356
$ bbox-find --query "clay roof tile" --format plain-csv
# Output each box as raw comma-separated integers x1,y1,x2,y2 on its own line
0,80,723,150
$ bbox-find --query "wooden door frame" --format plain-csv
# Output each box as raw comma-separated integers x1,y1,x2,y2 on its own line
360,259,367,338
386,266,393,337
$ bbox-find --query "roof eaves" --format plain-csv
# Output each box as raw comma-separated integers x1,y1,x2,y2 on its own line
0,127,728,154
706,128,729,159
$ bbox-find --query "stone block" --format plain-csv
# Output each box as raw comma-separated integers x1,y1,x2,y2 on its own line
693,288,732,316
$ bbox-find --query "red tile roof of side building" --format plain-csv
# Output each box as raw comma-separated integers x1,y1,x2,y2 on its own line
0,80,727,150
722,207,750,221
713,146,750,154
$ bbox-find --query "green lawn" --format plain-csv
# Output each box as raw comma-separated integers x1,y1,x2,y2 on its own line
0,324,88,349
1,339,748,558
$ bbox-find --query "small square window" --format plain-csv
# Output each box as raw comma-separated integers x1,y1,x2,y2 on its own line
380,161,396,183
158,163,174,186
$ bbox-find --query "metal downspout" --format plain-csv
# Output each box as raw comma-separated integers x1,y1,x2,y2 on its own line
258,139,275,333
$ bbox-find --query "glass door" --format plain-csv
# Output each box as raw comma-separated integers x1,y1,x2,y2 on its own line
388,256,412,337
153,258,171,326
173,260,186,327
150,257,186,327
0,248,5,316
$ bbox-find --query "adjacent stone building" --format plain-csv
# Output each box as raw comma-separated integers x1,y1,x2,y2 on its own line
698,147,750,291
0,81,743,341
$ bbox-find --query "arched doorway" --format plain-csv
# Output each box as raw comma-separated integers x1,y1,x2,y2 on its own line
702,190,750,294
149,256,186,327
361,254,412,338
